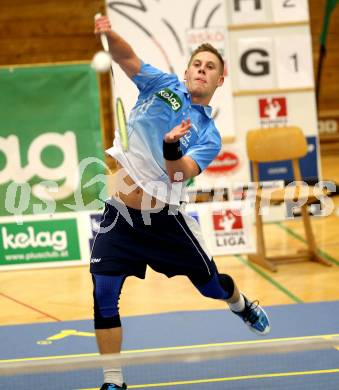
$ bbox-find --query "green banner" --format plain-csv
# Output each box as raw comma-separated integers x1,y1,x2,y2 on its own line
0,218,81,266
0,64,107,216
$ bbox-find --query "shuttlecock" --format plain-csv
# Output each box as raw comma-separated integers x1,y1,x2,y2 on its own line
91,50,112,73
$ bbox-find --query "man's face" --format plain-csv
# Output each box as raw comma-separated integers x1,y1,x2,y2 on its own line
185,51,224,105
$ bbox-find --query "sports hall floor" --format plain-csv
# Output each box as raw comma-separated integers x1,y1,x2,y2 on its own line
0,302,339,389
0,153,339,389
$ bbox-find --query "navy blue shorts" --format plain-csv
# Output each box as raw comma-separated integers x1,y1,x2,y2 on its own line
90,198,217,284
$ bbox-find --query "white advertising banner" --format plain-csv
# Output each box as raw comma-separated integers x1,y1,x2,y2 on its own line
228,181,287,223
236,37,275,90
271,0,309,23
234,91,319,136
230,25,314,92
106,0,235,139
233,91,321,182
275,34,314,89
189,140,250,191
227,0,269,25
186,201,255,255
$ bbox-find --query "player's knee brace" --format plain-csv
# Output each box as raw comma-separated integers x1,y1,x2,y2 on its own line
92,274,126,329
193,272,234,300
218,273,235,298
94,305,121,329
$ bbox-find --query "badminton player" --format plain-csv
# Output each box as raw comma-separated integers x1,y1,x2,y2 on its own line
92,15,270,390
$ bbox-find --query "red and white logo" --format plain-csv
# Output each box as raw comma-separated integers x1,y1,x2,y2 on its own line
259,97,287,120
205,150,240,175
212,209,243,231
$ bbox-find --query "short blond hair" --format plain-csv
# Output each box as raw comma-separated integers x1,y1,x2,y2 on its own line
188,43,224,75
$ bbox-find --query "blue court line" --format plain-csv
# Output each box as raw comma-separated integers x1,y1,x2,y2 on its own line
235,255,303,303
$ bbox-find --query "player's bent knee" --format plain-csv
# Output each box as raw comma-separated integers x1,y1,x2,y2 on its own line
92,274,126,329
94,310,121,329
218,273,235,298
192,271,234,300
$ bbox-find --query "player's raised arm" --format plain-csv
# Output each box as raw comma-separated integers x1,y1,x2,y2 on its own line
94,15,141,78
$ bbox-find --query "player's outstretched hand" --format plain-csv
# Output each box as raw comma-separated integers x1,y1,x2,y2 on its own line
164,119,191,143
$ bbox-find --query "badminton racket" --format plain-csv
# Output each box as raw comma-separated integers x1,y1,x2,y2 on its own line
116,97,129,152
95,13,128,151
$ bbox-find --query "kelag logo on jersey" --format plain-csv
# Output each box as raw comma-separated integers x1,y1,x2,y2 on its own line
212,209,246,248
156,88,182,112
258,97,287,126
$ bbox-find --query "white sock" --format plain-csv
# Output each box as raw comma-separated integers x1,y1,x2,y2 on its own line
103,368,123,386
228,294,245,312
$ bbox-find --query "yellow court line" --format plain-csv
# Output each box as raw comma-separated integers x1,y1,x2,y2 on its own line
0,353,99,364
1,333,338,364
80,368,339,389
121,333,339,354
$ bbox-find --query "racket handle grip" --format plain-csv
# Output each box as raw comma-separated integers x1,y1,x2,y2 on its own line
94,12,110,52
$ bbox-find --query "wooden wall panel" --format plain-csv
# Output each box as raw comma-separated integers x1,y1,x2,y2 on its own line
0,0,105,64
0,0,114,169
309,0,339,114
